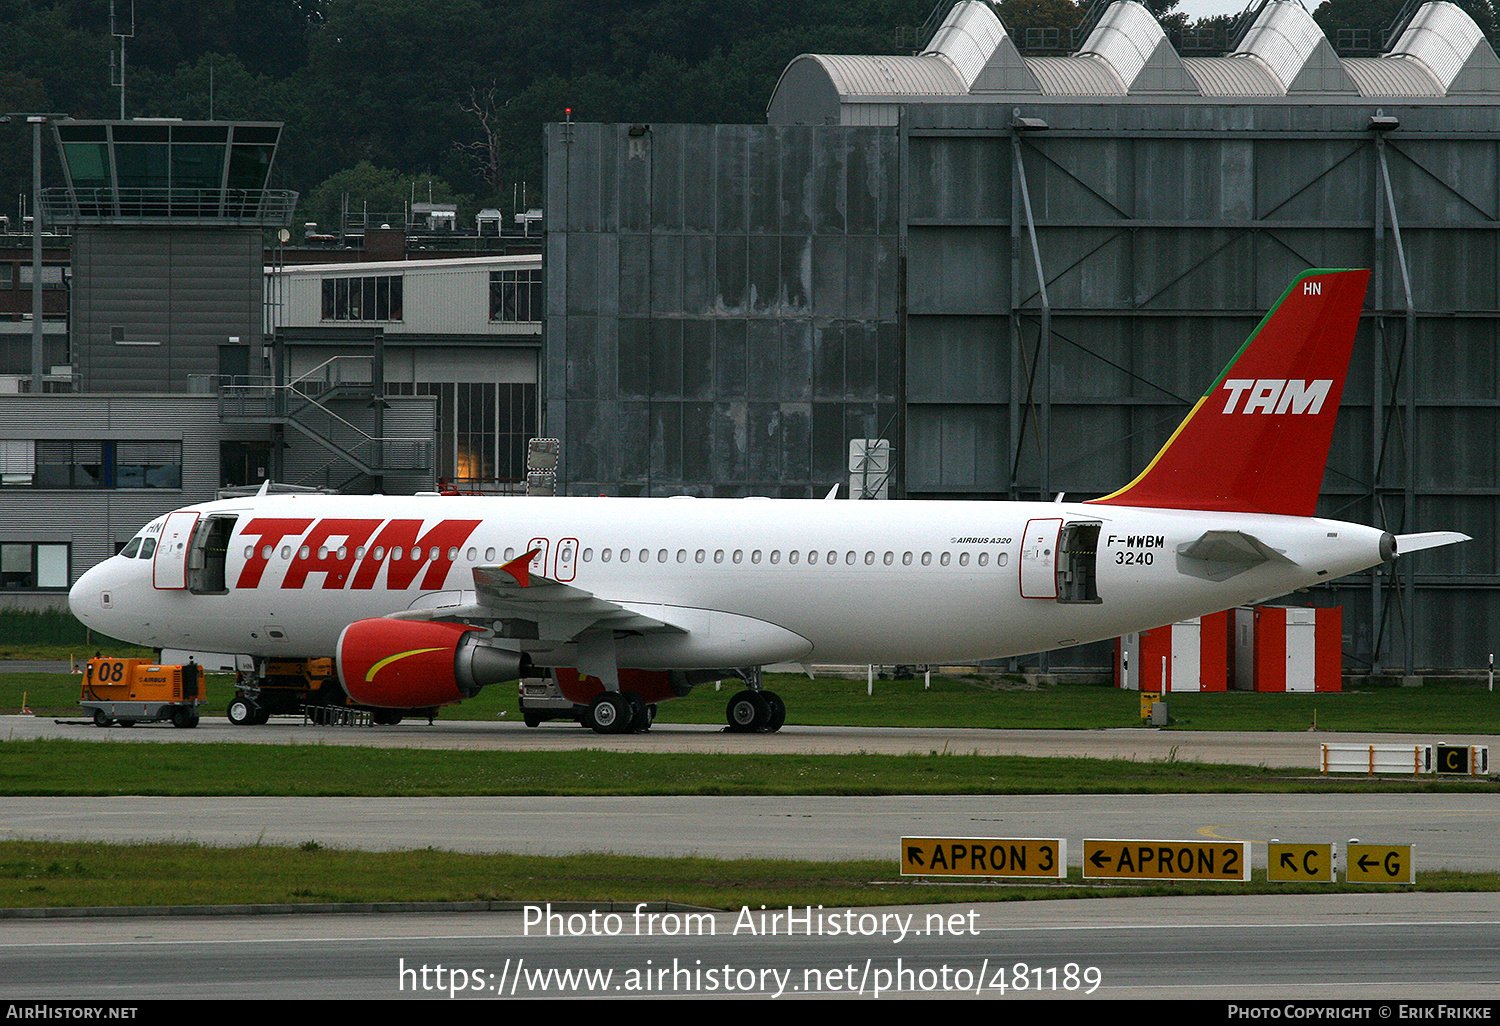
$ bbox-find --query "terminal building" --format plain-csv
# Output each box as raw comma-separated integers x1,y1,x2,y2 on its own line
0,120,542,611
545,0,1500,672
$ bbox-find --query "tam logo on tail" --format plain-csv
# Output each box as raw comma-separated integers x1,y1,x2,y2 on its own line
1220,379,1332,415
1091,269,1370,518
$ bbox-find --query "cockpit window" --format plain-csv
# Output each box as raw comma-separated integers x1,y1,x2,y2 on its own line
138,537,157,559
120,538,142,559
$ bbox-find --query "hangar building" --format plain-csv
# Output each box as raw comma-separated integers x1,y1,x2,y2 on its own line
545,0,1500,672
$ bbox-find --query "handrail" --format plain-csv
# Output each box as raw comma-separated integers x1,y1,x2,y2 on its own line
219,376,432,473
287,354,376,389
39,186,297,226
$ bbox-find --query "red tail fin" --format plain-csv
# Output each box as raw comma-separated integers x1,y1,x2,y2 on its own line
1090,268,1369,517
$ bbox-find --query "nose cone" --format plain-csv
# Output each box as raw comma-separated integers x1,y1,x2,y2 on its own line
68,559,112,631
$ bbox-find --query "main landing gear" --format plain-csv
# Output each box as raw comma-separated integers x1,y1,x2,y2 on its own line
724,667,785,733
584,691,656,735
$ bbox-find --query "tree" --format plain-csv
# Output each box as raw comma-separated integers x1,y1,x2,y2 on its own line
455,84,509,192
1313,0,1497,48
303,161,464,234
996,0,1086,50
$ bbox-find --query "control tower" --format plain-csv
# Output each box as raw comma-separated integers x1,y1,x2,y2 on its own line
40,120,296,392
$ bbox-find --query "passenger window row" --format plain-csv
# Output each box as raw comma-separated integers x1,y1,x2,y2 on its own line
225,542,1013,572
573,547,1010,568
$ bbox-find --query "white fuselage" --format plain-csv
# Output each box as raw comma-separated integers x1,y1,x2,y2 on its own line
69,493,1390,668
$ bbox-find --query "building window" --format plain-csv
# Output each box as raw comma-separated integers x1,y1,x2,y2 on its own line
0,440,35,485
489,269,542,322
17,265,66,289
9,440,181,489
0,543,68,590
321,275,402,321
386,381,537,486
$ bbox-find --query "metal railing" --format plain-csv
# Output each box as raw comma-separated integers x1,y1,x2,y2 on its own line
40,187,297,226
218,356,432,475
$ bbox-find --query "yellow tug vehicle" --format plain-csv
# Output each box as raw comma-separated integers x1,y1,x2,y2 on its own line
79,657,205,729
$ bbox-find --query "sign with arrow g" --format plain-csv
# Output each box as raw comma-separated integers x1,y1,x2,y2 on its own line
1346,843,1415,884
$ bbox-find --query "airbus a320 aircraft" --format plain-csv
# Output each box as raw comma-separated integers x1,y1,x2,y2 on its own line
70,269,1466,734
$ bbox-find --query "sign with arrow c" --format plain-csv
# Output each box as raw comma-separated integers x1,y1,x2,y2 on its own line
1267,842,1335,883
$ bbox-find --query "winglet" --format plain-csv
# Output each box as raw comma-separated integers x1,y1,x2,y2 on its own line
1090,269,1370,517
500,548,541,587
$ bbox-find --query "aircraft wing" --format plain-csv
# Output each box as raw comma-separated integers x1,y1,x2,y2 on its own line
374,552,685,687
467,563,682,641
379,547,676,639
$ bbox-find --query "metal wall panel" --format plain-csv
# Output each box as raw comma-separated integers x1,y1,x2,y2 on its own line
548,123,900,497
72,228,263,392
547,103,1500,669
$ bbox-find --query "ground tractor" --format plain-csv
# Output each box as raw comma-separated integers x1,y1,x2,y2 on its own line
79,657,205,728
224,658,434,726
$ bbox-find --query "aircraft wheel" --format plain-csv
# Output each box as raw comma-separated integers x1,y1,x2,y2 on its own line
625,692,651,732
725,690,770,733
92,709,112,728
587,692,630,734
762,691,786,733
251,706,272,725
226,696,257,726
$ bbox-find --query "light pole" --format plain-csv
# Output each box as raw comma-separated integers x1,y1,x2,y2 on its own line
1,112,69,393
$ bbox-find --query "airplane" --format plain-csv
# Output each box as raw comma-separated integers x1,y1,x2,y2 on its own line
69,268,1468,734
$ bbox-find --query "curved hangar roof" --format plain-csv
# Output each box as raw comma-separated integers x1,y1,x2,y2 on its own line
767,0,1500,124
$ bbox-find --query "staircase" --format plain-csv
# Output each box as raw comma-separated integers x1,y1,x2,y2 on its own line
219,356,433,481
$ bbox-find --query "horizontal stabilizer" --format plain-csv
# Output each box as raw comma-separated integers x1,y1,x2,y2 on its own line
1395,531,1471,555
1176,529,1293,582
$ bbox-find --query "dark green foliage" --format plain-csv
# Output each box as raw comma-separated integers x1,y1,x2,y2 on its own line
0,608,97,647
0,0,938,216
6,0,1487,226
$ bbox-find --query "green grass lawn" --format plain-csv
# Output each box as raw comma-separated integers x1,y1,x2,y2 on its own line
4,839,1492,910
2,658,1495,911
7,668,1500,734
0,738,1492,797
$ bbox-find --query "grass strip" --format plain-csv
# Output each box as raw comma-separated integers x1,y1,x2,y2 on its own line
0,738,1492,796
7,671,1500,733
1,840,1495,911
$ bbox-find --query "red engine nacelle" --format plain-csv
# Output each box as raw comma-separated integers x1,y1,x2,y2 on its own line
337,618,528,708
553,667,691,706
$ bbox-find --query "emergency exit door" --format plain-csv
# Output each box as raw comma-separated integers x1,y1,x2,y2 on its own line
153,511,199,590
1020,518,1061,599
